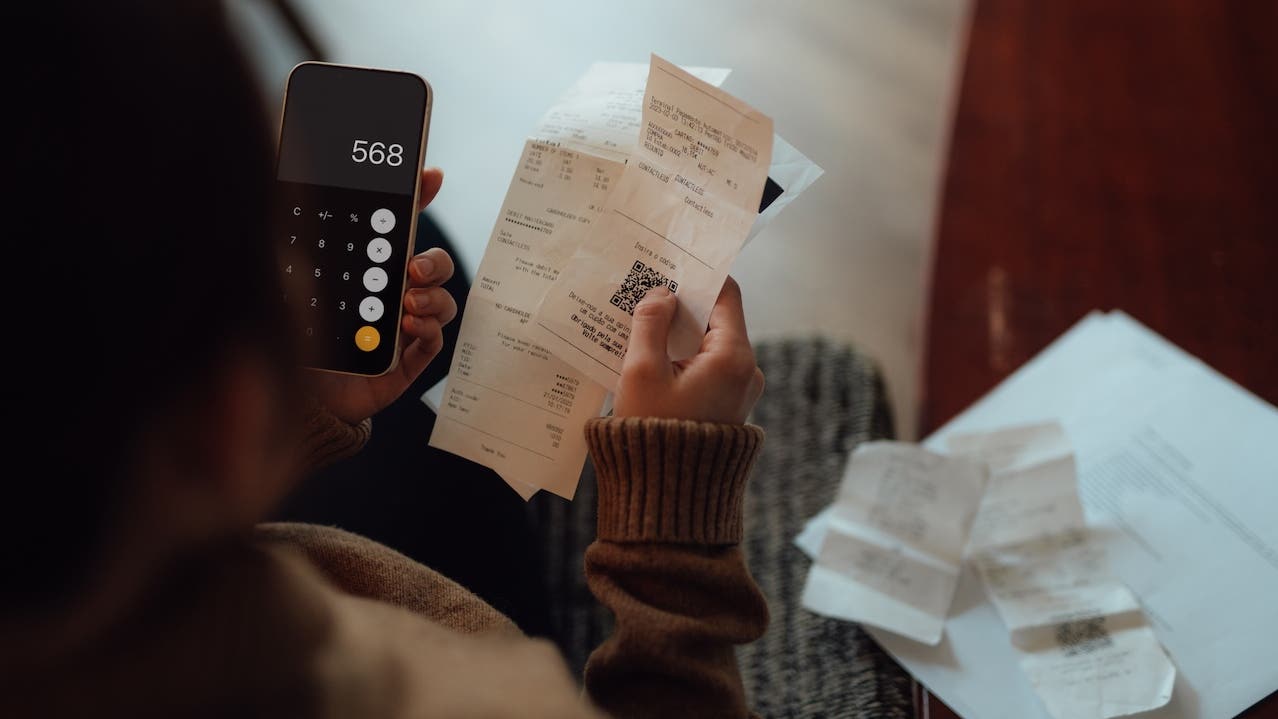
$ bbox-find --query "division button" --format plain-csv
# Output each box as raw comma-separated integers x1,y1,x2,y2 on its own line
371,208,396,234
358,296,385,322
363,266,389,292
366,237,392,263
354,325,380,352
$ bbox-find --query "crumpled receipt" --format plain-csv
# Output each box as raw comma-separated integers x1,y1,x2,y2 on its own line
949,422,1176,719
800,441,989,644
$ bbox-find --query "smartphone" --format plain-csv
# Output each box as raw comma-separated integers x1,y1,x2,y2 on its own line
275,62,432,376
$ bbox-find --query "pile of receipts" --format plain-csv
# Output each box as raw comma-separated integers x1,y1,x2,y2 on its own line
799,427,1176,719
799,311,1278,719
423,55,822,499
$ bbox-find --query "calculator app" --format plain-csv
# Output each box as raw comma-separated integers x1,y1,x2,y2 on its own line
275,63,430,375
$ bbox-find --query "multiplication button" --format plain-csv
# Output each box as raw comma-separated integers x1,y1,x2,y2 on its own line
363,266,388,292
367,237,392,263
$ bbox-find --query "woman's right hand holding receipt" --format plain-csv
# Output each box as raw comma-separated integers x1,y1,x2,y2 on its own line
581,275,768,719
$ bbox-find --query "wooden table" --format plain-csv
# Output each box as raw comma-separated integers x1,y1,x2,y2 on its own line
918,0,1278,717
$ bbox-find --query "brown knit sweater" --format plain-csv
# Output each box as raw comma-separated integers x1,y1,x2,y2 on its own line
3,412,767,718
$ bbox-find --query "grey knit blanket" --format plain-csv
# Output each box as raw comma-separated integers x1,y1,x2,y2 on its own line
533,338,914,718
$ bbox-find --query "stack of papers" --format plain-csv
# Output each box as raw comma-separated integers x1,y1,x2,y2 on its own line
424,56,821,499
843,311,1278,719
800,422,1178,719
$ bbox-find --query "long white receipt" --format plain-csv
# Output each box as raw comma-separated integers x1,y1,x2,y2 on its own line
951,422,1175,719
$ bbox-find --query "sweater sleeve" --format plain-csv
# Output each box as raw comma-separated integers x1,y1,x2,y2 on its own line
581,417,768,719
297,396,372,474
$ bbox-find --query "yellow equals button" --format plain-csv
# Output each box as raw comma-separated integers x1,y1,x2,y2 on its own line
354,325,380,352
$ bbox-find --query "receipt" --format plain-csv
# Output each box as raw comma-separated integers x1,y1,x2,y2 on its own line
950,422,1176,719
533,55,775,388
427,62,733,499
428,141,619,498
800,441,988,644
533,62,731,164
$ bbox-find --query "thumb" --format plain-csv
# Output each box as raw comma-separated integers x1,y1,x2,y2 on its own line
623,286,676,376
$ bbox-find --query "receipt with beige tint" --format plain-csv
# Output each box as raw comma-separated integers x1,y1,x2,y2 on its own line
427,62,733,499
426,59,820,499
533,55,775,389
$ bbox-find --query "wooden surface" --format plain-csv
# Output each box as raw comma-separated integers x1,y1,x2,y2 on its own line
918,0,1278,717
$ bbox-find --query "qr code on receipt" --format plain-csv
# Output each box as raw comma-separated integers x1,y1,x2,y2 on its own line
610,260,678,315
1055,618,1113,656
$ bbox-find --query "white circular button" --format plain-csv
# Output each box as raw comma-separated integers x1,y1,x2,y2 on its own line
366,237,392,263
363,266,389,293
371,208,396,234
358,296,385,322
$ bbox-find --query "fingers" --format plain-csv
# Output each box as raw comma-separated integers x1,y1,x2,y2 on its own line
408,247,455,287
706,277,749,338
404,286,458,325
417,167,444,212
622,286,677,380
396,328,445,383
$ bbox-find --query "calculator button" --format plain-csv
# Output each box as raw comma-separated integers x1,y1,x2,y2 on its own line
354,325,380,352
371,208,396,234
367,237,392,263
363,266,389,292
359,296,385,322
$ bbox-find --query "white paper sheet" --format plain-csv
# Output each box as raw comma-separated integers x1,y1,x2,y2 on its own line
533,55,775,387
800,441,988,644
865,312,1278,719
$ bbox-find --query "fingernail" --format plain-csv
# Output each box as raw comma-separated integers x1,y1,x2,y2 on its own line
646,286,671,300
411,293,431,313
414,256,435,278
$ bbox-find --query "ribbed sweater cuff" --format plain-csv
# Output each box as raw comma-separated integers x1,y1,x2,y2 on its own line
298,397,372,473
585,417,764,545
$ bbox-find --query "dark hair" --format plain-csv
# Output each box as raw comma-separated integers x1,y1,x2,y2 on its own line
4,0,294,609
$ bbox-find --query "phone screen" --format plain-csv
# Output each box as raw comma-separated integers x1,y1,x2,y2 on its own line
275,63,431,375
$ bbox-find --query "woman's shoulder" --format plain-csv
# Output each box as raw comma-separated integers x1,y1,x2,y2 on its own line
256,522,518,637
